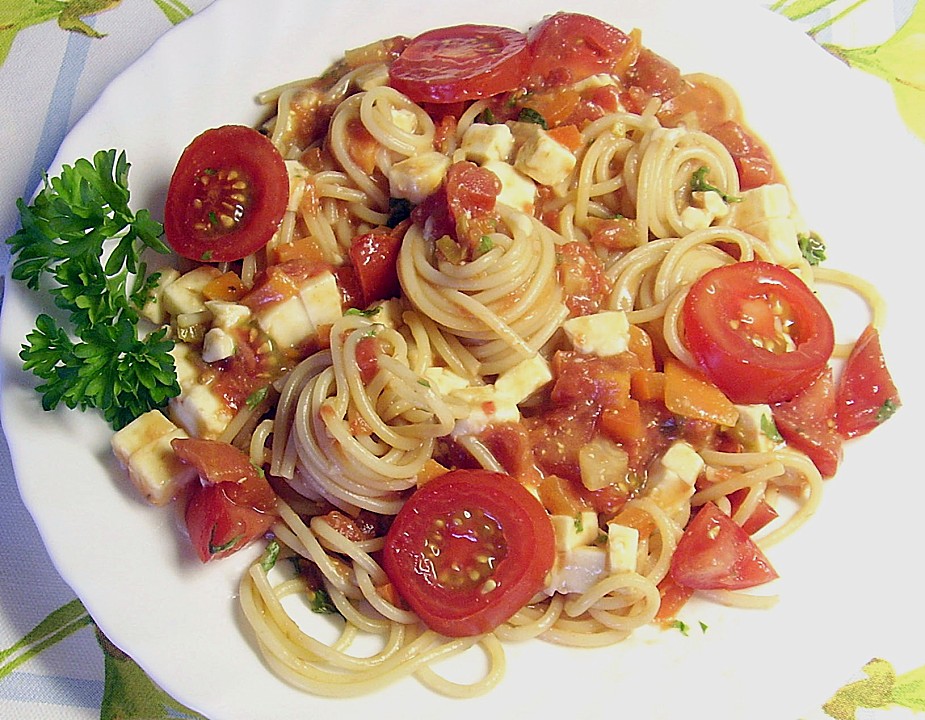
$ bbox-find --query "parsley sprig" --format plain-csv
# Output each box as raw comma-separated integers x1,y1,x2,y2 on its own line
6,149,180,430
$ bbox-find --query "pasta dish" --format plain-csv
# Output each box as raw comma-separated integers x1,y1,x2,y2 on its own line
97,12,900,698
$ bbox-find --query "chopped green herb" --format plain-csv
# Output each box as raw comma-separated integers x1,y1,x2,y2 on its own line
417,379,431,388
691,165,741,203
477,235,494,255
209,528,242,556
517,107,548,130
345,306,381,317
246,386,269,409
876,398,900,424
474,107,497,125
574,515,584,533
260,540,281,572
760,414,783,443
672,620,690,636
798,231,827,266
309,586,339,614
200,250,213,261
699,621,709,633
6,149,180,430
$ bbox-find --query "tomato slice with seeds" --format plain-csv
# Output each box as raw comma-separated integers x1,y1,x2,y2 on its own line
165,125,289,262
682,260,835,405
835,324,901,439
388,24,529,104
382,469,555,637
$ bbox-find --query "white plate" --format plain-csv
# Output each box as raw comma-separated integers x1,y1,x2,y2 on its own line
2,1,923,718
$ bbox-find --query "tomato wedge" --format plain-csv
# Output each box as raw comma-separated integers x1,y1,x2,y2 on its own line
349,230,402,306
164,125,289,262
772,367,843,478
382,469,555,637
527,12,633,87
172,438,278,562
835,324,901,439
670,502,778,590
682,260,835,404
388,24,529,104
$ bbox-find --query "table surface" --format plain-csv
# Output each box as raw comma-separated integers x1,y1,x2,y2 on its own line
0,1,921,718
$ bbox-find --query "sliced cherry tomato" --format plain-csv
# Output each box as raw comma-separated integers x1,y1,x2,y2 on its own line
670,501,778,590
527,12,633,87
164,125,289,262
682,260,835,405
772,367,843,478
709,120,777,190
349,230,403,306
382,469,555,637
388,24,528,104
172,438,278,562
835,324,901,439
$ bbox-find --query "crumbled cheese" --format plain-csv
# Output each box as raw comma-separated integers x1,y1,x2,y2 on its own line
562,310,631,357
461,122,514,164
731,403,779,453
606,522,639,573
514,126,577,186
201,327,236,363
388,151,451,204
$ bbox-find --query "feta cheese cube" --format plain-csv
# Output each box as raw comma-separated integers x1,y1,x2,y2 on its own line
741,217,803,267
579,436,630,491
170,342,202,392
731,403,780,453
201,327,237,363
161,266,221,316
726,183,792,228
606,522,639,573
644,441,704,514
111,409,178,466
390,107,419,134
169,383,235,440
494,354,552,404
204,300,251,330
300,270,343,329
141,267,180,325
257,295,314,350
514,126,577,186
423,366,472,395
450,385,520,437
388,151,451,204
461,123,514,164
550,511,600,551
544,546,607,596
482,160,536,213
562,310,630,357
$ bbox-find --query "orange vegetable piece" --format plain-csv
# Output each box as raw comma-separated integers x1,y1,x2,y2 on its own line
664,357,739,427
202,271,245,302
547,124,583,152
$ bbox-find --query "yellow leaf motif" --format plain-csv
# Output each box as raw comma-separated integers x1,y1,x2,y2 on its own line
822,1,925,141
823,658,925,719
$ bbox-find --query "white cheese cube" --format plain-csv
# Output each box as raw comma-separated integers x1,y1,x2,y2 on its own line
694,189,731,219
643,441,704,512
205,300,251,330
562,310,630,357
169,383,235,440
731,404,780,453
482,160,536,214
606,522,639,573
388,151,451,204
461,123,514,164
550,511,600,551
741,217,803,267
450,386,520,437
300,270,343,330
201,327,237,363
544,546,607,596
124,429,198,506
680,206,713,232
423,366,471,395
257,295,314,350
160,266,221,316
170,342,201,392
390,107,419,134
111,409,178,466
514,127,577,186
494,354,552,404
661,441,705,486
726,183,792,228
141,267,180,325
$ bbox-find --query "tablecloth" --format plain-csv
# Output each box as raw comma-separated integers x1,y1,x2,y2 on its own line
0,1,922,718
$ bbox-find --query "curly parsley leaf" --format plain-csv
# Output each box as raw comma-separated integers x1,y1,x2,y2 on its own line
6,149,179,430
798,231,827,266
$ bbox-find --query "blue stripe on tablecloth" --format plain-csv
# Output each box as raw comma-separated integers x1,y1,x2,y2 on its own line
22,20,94,201
0,670,102,709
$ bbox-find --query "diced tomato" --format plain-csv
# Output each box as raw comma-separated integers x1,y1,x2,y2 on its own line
240,259,321,312
382,469,555,636
728,488,780,535
526,404,598,482
172,438,278,562
682,261,835,404
348,230,403,306
654,574,695,623
389,24,529,104
709,120,777,190
557,241,611,317
670,502,778,590
772,367,843,479
624,48,686,100
551,350,634,410
835,324,901,439
354,335,381,384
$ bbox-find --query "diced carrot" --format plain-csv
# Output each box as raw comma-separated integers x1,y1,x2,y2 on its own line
631,369,665,402
601,398,644,444
274,235,325,265
663,357,739,427
547,124,583,152
537,474,591,516
524,89,580,128
202,271,245,302
415,458,448,487
628,325,656,371
610,504,656,541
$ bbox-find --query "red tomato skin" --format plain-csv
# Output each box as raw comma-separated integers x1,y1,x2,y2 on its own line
709,121,777,190
382,469,555,637
835,325,901,439
349,231,403,306
164,125,289,262
172,438,278,562
388,25,529,104
772,367,843,478
670,502,778,590
682,260,835,404
527,12,632,86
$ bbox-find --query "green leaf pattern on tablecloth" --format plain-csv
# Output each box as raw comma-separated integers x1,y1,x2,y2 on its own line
0,0,193,66
1,1,924,718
